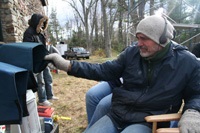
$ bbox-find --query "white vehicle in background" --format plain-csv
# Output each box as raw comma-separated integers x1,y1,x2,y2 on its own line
56,44,68,58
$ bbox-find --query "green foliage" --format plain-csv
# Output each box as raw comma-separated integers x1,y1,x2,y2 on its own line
93,48,106,57
68,29,87,48
47,0,200,52
92,48,119,59
167,0,200,45
168,0,200,24
47,25,56,44
111,39,126,52
47,8,62,44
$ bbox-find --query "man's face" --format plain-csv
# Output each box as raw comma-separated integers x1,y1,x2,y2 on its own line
136,33,163,57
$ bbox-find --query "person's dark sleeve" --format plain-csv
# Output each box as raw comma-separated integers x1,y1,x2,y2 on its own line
192,43,200,58
23,32,35,42
107,79,122,89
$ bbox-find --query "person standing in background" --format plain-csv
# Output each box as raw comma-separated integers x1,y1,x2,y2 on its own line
23,13,58,106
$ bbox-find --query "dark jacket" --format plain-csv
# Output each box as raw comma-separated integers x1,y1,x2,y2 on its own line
68,41,200,128
192,43,200,57
22,13,49,90
107,79,122,89
23,13,48,45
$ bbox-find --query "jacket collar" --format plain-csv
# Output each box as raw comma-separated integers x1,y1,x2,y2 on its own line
166,41,188,59
144,42,171,62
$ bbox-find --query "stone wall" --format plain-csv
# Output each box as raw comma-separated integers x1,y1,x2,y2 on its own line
0,0,47,43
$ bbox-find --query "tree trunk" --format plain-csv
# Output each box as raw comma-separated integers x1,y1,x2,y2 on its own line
150,0,154,15
101,0,111,57
118,0,123,50
138,0,146,20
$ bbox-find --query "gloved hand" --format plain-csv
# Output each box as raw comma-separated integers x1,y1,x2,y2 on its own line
178,109,200,133
44,53,71,72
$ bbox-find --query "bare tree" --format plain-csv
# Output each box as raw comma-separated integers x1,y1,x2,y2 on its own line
101,0,111,57
138,0,146,20
122,0,140,46
101,0,119,57
150,0,155,15
108,1,119,41
66,0,98,52
49,8,61,43
89,0,99,51
117,0,124,49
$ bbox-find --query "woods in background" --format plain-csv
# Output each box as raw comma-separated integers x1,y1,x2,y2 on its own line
47,0,200,57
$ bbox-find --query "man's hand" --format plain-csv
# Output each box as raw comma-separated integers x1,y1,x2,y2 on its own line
178,109,200,133
44,53,70,72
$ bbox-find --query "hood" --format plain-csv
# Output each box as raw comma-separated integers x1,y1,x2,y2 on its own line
28,13,48,33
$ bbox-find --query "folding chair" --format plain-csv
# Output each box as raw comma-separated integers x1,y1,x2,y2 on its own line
145,113,180,133
145,100,184,133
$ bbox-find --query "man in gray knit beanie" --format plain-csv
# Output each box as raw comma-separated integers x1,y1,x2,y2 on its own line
136,15,175,47
135,15,176,58
44,15,200,133
136,15,200,133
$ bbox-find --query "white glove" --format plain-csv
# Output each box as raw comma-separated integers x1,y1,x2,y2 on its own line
47,63,57,70
44,53,70,72
178,109,200,133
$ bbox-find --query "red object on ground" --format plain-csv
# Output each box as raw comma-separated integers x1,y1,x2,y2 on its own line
37,106,54,117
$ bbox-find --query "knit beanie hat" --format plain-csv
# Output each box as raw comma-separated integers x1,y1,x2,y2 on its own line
136,15,175,47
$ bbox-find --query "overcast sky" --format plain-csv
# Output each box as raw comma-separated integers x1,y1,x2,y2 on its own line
45,0,74,26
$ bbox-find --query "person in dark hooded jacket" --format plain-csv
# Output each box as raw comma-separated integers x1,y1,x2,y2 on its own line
44,15,200,133
23,13,57,106
23,13,48,44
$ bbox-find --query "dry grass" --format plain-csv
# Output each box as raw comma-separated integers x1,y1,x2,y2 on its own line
50,55,116,133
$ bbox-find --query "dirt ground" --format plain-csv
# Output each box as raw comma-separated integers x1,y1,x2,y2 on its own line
49,56,114,133
51,71,98,133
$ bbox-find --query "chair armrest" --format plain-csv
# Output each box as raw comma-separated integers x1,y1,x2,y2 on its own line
145,113,181,133
156,128,179,133
145,113,181,122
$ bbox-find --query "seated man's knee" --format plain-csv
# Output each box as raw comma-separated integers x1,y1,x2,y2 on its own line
86,89,98,104
95,97,111,113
